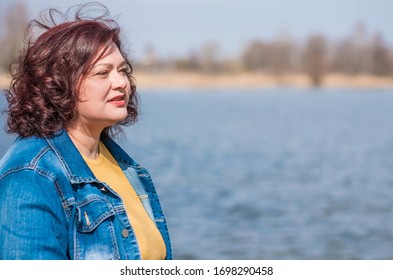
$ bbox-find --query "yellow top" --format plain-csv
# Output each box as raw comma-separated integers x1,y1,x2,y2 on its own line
82,142,166,260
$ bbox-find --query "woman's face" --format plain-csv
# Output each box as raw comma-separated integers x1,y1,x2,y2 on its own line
75,42,131,131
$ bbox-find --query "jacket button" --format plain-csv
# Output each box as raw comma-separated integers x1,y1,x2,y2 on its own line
121,229,129,238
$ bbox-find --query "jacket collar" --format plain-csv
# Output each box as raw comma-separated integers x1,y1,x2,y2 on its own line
45,129,98,184
101,134,140,168
44,129,141,184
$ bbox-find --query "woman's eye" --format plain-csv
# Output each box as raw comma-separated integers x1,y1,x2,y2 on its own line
119,68,131,75
96,70,109,76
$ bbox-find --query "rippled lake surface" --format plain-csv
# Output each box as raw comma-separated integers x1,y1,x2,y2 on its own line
1,87,393,259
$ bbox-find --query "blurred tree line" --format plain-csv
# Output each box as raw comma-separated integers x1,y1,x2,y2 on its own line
139,23,393,87
0,2,392,87
0,2,28,73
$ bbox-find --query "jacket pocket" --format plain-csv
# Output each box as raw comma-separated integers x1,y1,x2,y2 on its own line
74,195,120,260
76,195,116,232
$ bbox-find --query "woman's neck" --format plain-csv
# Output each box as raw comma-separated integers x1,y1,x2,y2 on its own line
66,125,102,159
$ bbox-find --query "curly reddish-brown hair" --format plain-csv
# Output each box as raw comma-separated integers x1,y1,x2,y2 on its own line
5,3,138,137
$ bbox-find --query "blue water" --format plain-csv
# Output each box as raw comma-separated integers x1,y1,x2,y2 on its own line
1,87,393,259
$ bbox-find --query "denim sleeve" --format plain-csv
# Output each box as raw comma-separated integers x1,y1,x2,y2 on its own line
0,169,69,259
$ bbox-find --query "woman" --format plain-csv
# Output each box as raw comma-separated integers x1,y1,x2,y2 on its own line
0,3,172,260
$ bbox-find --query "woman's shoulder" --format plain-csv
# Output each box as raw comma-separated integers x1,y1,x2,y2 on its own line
0,136,64,180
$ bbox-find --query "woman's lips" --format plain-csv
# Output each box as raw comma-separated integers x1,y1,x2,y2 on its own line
108,95,126,106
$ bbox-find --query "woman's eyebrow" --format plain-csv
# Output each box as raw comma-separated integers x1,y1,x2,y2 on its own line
92,60,127,69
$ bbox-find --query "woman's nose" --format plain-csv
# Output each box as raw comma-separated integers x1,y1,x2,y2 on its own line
112,72,128,90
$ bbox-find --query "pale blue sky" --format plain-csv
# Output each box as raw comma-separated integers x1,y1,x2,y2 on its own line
1,0,392,59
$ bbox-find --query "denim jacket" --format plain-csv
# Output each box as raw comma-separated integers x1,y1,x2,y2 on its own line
0,129,172,260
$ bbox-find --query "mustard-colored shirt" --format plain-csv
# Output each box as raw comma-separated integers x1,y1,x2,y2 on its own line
82,142,166,260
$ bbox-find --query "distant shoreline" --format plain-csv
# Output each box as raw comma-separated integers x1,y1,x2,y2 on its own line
0,73,10,91
1,71,392,90
134,71,393,90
